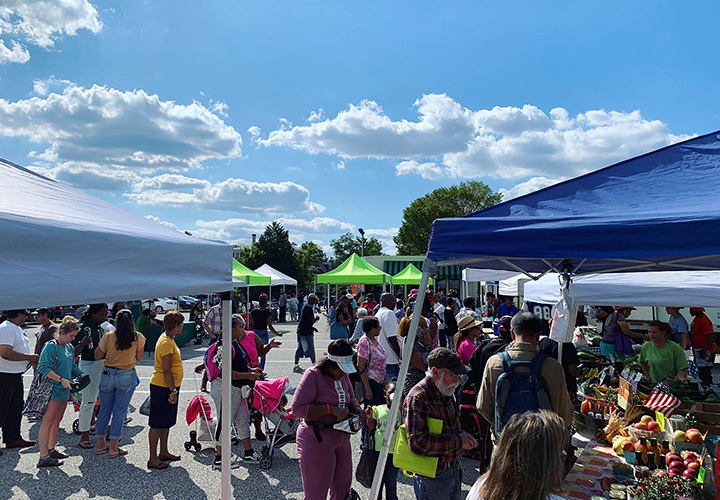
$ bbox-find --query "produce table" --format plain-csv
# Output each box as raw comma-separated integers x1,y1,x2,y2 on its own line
564,440,624,499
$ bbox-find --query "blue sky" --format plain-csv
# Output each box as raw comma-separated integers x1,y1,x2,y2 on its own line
1,1,719,255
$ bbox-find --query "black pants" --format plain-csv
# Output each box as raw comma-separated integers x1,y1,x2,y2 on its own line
279,306,287,323
0,372,24,444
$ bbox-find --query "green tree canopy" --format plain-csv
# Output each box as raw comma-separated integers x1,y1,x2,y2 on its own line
237,243,265,271
394,181,502,255
329,232,382,265
295,242,328,291
256,221,297,278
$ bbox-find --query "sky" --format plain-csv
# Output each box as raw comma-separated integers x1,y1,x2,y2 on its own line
1,1,719,257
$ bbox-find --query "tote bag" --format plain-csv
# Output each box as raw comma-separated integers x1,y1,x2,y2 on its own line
393,417,443,478
22,341,60,419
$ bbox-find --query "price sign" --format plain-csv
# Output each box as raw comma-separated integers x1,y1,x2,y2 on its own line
697,466,705,484
655,411,665,432
618,376,632,410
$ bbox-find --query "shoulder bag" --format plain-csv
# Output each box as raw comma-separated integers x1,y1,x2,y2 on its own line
393,417,443,478
22,341,60,419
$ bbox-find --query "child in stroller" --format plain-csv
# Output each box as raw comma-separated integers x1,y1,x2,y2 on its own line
251,376,298,469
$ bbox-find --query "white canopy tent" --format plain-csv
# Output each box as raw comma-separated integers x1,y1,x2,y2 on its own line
254,263,298,287
524,270,720,307
499,273,531,297
0,158,239,499
460,268,521,301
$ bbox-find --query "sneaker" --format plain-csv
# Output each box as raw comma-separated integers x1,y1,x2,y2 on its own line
242,451,261,463
213,456,241,470
292,366,303,374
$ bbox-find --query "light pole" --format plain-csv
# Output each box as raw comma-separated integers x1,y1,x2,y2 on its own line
358,228,365,257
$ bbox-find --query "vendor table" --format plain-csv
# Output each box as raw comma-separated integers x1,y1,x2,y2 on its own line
564,440,623,499
144,321,196,351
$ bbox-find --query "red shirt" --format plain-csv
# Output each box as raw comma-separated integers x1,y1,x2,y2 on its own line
361,301,377,313
690,313,715,349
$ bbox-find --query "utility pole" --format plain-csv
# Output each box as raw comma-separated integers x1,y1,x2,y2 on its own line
358,228,365,257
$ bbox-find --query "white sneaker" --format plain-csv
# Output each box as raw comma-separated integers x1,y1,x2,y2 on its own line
213,457,241,470
242,451,261,463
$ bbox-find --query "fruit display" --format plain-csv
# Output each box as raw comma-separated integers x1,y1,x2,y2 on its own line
673,428,704,445
663,450,702,480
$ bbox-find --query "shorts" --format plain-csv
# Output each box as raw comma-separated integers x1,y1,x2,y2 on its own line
296,334,315,359
149,383,179,429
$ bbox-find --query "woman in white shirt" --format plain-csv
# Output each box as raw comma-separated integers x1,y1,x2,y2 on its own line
467,410,567,500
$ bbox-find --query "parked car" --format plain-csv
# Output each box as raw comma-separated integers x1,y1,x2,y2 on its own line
178,296,199,310
142,298,178,313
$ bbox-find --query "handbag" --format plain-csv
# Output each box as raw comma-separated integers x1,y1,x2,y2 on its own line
355,427,377,488
330,321,349,340
393,418,443,478
22,341,60,419
70,373,91,393
139,395,151,416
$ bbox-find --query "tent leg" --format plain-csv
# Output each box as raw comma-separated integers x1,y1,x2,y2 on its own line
369,259,434,500
221,292,232,500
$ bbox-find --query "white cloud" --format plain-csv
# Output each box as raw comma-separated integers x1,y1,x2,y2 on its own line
498,176,564,201
0,0,101,64
247,126,262,144
0,83,243,183
32,76,73,96
395,160,443,180
126,174,324,215
334,160,346,170
256,94,690,181
306,107,325,123
194,217,355,241
144,215,180,232
210,100,229,118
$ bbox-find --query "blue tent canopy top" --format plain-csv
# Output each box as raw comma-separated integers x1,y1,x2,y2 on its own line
427,130,720,276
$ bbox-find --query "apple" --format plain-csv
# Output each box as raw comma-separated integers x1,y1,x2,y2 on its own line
681,450,697,460
622,440,635,452
633,422,647,430
655,470,667,478
687,462,701,472
669,467,683,476
668,471,679,477
687,430,703,444
683,469,698,480
640,415,653,424
666,454,681,467
669,460,685,471
647,421,661,433
684,459,698,467
674,430,688,442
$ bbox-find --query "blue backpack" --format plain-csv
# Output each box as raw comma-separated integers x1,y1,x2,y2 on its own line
493,352,552,436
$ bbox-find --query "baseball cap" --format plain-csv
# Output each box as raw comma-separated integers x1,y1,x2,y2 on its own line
427,347,469,374
457,315,482,333
327,353,356,374
497,315,513,335
345,293,354,300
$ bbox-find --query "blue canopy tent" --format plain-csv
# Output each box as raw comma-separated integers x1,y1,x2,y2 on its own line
369,130,720,499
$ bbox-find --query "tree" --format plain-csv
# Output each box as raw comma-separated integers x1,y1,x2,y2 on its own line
295,242,328,291
256,221,297,278
237,243,265,270
394,181,502,255
329,232,382,265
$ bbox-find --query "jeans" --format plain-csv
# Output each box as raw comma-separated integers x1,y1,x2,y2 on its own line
255,330,269,369
413,462,461,500
289,306,298,321
438,330,446,348
95,367,137,440
385,364,400,384
279,306,287,323
374,451,399,500
0,373,23,444
78,359,105,433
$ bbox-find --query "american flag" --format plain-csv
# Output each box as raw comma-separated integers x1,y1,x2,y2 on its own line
643,380,682,417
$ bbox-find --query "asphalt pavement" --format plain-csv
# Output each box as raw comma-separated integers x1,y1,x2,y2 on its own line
1,319,480,500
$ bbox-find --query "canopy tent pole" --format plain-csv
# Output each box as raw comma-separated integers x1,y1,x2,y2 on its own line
557,260,573,367
327,284,330,311
220,292,232,499
404,284,407,301
369,258,434,500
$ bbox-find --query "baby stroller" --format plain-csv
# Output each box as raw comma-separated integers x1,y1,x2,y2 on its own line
251,376,298,469
184,372,240,452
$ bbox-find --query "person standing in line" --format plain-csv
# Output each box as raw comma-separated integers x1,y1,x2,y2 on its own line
93,310,146,459
404,348,476,500
443,298,459,352
689,307,717,385
376,293,402,383
454,316,483,365
288,293,299,322
279,290,288,324
0,309,39,455
457,297,481,323
294,293,320,373
135,308,152,336
361,294,378,316
356,316,387,406
34,308,58,356
666,307,690,350
36,317,84,467
147,310,184,470
350,308,368,344
434,297,447,348
247,294,282,370
364,381,400,500
600,306,647,360
73,303,109,450
200,301,224,391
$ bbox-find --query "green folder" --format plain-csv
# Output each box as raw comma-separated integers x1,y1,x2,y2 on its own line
393,417,443,478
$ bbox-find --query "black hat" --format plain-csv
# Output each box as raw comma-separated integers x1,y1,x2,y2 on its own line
427,347,469,375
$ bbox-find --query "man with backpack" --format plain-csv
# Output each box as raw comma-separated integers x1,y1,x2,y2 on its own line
476,312,573,436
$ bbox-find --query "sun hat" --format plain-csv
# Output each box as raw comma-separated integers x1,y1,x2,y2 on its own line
327,340,356,374
457,315,483,333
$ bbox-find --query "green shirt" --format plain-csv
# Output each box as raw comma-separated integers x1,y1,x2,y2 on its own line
72,321,105,362
372,404,401,452
135,315,150,335
639,340,688,384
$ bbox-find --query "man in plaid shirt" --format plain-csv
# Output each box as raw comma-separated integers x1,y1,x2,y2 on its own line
403,348,477,500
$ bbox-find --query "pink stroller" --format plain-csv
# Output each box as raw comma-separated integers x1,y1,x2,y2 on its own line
251,376,297,469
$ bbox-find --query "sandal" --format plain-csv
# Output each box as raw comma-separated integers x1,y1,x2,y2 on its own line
78,441,93,449
37,456,63,468
108,448,128,459
95,447,108,455
49,449,69,459
147,461,169,470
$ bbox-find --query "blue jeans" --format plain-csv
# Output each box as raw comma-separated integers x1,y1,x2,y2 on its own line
95,367,137,440
255,330,269,369
413,463,461,500
438,330,446,348
385,364,400,384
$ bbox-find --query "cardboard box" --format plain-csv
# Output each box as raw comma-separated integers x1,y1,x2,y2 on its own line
694,402,720,413
695,422,720,438
694,410,720,426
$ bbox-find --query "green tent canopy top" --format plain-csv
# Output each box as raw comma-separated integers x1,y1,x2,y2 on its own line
392,263,434,285
232,259,271,285
317,253,392,285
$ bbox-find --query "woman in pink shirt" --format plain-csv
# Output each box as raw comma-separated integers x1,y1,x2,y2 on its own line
292,340,365,500
455,316,483,365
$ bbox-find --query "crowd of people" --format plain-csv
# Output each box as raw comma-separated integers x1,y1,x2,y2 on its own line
0,289,716,499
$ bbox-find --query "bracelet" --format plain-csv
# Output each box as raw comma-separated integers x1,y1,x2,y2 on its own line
170,389,178,396
326,404,331,416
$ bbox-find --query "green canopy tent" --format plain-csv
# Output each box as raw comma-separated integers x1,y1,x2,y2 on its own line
232,259,271,312
316,253,392,308
392,263,434,299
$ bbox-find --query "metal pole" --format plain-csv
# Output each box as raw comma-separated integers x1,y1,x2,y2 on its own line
558,260,573,367
369,258,434,500
220,292,232,500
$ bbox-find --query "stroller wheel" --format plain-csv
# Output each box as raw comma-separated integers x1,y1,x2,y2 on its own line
194,443,202,452
184,442,192,451
259,454,272,469
72,419,80,435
